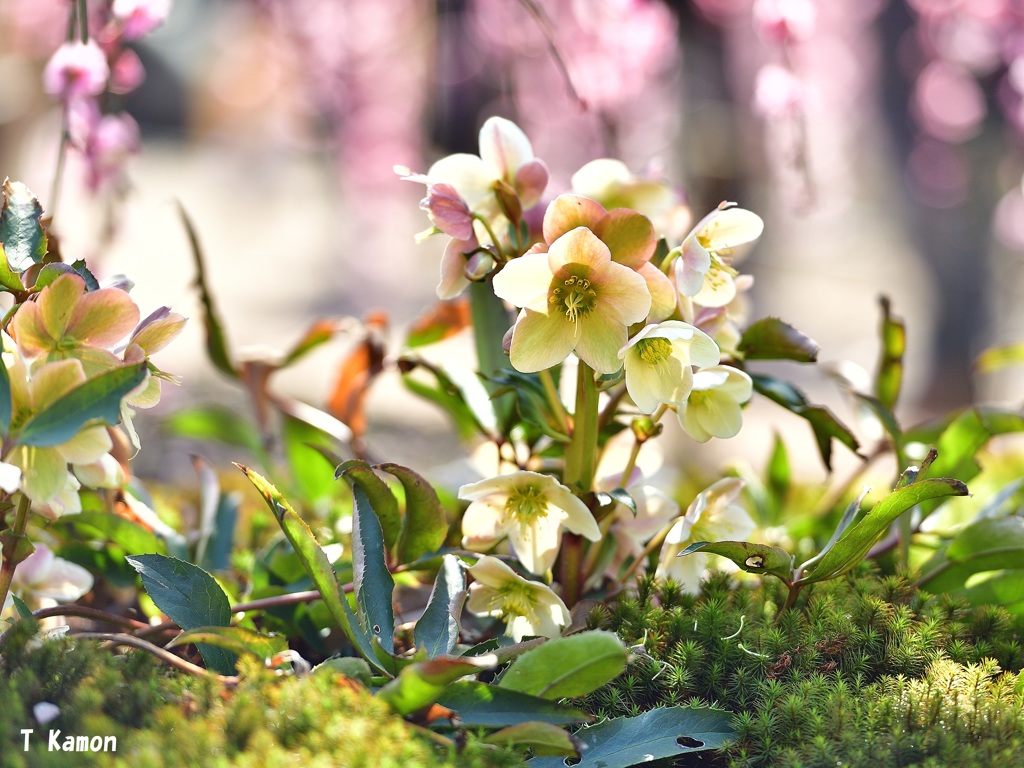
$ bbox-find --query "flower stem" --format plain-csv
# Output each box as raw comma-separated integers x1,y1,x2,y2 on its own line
619,404,668,486
539,368,570,435
563,361,599,493
78,0,89,42
0,494,33,618
468,280,513,428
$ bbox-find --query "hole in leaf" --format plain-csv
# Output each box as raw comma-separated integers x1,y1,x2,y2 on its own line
677,736,704,748
563,757,581,766
373,625,381,634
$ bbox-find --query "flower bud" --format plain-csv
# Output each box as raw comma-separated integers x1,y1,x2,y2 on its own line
493,179,522,224
420,183,474,240
502,325,514,356
630,415,663,444
464,251,495,281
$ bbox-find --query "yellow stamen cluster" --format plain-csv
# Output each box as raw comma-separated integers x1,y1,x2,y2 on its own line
635,337,673,365
505,484,548,526
549,274,597,324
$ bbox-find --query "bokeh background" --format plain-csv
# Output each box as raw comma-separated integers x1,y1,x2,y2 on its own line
1,0,1022,484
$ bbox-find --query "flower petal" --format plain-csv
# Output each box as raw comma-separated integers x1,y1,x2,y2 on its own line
701,207,764,251
638,263,676,323
506,512,562,574
594,261,651,326
58,425,113,464
509,309,578,373
478,116,534,182
625,353,688,413
69,287,140,347
574,310,628,374
547,226,612,272
11,446,69,504
542,195,606,244
547,486,601,540
678,402,713,443
30,358,86,411
492,252,554,311
427,153,495,210
595,208,656,268
38,274,86,343
437,238,472,300
674,240,712,297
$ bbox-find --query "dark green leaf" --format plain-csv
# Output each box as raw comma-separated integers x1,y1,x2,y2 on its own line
238,465,382,672
178,202,236,378
167,625,287,662
16,363,147,447
739,317,818,362
437,681,592,728
200,492,239,573
680,540,794,581
484,722,579,757
70,259,99,291
797,487,869,576
414,554,466,658
376,655,496,716
11,594,33,621
468,280,514,428
59,511,166,559
126,554,235,674
875,296,905,410
350,484,395,654
313,656,373,686
498,630,628,700
337,460,401,556
33,262,77,289
752,374,860,470
1,180,47,272
527,706,735,767
801,478,969,584
381,463,448,564
918,516,1024,593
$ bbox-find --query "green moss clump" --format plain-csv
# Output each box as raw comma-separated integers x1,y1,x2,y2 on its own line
1,636,522,768
586,563,1024,767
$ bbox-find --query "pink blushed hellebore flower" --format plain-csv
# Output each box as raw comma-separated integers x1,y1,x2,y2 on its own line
13,272,140,374
673,203,764,307
68,101,140,192
459,470,600,576
617,321,720,414
419,183,475,241
676,365,753,443
656,478,756,593
493,227,651,374
542,194,676,323
43,42,109,102
466,555,570,641
112,0,173,40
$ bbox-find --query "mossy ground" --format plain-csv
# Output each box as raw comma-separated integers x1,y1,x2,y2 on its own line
4,564,1024,767
587,562,1024,766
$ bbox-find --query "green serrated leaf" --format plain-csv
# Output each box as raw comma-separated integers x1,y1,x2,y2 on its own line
238,465,385,673
751,374,860,471
527,706,735,767
126,554,235,674
499,630,628,700
437,681,593,728
376,655,496,716
178,203,236,379
33,262,77,290
679,540,794,581
801,478,969,584
380,463,448,564
414,554,466,659
15,363,147,448
167,625,287,662
1,180,47,272
350,484,395,654
70,259,99,291
337,460,401,556
739,317,819,362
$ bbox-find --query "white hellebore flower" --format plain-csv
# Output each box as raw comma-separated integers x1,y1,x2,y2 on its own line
673,203,763,306
606,485,680,579
459,470,601,575
466,555,570,641
656,478,756,593
677,365,754,442
4,543,94,619
618,321,720,414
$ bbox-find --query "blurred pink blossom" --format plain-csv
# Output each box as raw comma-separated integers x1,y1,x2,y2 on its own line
42,41,109,102
109,48,146,94
753,63,805,117
913,60,986,142
68,101,140,191
112,0,172,41
420,183,475,241
752,0,817,43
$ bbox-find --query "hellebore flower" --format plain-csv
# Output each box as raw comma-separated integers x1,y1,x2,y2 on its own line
492,227,651,374
42,42,109,102
656,478,756,592
459,470,600,575
466,555,570,641
419,183,475,241
617,321,720,414
542,194,676,322
673,203,763,306
605,484,680,579
13,273,140,374
676,365,754,443
122,306,187,409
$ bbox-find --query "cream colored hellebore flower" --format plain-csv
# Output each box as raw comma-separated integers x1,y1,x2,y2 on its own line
656,478,755,593
673,203,763,306
6,543,94,615
676,365,753,443
466,555,570,641
606,485,680,579
459,470,601,575
492,227,651,374
618,321,720,414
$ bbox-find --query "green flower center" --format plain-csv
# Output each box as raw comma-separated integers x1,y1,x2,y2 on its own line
635,337,673,365
549,273,597,324
505,484,548,525
496,580,538,621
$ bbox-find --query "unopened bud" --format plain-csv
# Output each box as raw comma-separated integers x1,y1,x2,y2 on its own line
464,251,495,281
493,179,522,224
630,416,662,443
502,325,514,356
420,183,474,240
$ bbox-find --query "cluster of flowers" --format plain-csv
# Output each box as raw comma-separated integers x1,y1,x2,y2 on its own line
0,272,184,617
42,0,171,191
403,117,759,640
